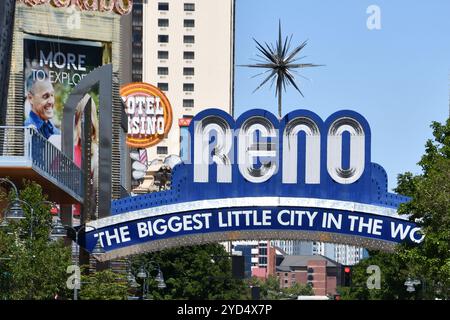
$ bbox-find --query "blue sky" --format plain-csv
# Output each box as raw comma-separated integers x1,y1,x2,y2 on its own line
234,0,450,191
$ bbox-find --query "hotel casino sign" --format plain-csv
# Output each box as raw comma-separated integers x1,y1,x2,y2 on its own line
121,82,173,148
18,0,133,15
79,108,424,261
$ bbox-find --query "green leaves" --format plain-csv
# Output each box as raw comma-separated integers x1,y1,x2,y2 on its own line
341,117,450,300
79,269,129,300
130,244,248,300
0,180,72,300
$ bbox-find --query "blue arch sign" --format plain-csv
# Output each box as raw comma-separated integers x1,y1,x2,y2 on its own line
81,109,423,261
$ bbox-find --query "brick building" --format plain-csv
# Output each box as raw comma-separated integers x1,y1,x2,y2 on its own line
276,255,341,296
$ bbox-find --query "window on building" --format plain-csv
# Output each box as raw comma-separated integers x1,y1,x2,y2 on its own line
158,2,169,11
259,248,267,255
133,34,142,42
184,19,195,28
180,126,190,162
183,99,194,108
158,19,169,27
259,257,267,265
184,51,195,59
158,51,169,59
183,83,194,92
158,35,169,43
183,67,194,76
157,146,168,155
284,279,288,284
158,67,169,75
184,3,195,11
158,83,168,91
184,35,195,44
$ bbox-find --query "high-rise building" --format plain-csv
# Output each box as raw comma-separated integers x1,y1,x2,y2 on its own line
271,240,313,256
227,240,277,279
316,243,365,266
123,0,235,170
271,240,365,266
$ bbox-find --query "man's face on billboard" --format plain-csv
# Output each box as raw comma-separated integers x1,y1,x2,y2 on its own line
28,79,55,121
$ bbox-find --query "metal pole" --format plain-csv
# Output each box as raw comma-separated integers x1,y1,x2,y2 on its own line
0,178,19,198
142,275,146,300
29,208,33,239
74,230,79,301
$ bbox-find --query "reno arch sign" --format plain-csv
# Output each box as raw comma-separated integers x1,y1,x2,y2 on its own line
80,108,424,261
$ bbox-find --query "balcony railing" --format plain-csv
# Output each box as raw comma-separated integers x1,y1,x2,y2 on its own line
0,126,84,202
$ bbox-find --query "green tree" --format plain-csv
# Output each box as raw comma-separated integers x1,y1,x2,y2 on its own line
78,269,129,300
247,275,314,300
283,282,314,298
338,251,412,300
259,275,282,299
339,118,450,300
0,180,72,299
394,119,450,299
130,244,248,300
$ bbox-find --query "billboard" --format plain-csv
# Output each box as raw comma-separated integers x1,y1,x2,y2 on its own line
24,36,109,214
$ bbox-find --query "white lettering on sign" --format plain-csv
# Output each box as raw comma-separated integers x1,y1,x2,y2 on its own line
238,117,277,183
277,210,318,227
218,210,272,227
89,209,425,251
193,114,366,185
193,116,233,183
93,226,131,247
40,50,86,71
348,215,385,236
126,96,164,135
137,213,212,238
121,82,173,148
390,223,424,243
283,117,321,184
327,118,365,184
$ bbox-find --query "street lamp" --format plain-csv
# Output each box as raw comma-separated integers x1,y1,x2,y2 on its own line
136,261,166,300
0,178,35,236
51,222,105,300
404,277,422,294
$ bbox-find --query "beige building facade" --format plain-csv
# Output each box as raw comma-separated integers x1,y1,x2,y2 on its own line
140,0,235,162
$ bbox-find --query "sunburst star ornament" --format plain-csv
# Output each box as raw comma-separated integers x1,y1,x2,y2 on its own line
241,21,323,118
